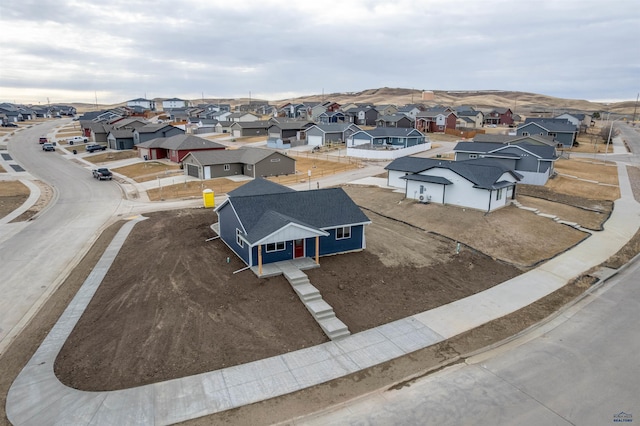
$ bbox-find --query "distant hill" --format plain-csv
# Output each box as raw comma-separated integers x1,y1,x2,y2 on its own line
71,88,636,116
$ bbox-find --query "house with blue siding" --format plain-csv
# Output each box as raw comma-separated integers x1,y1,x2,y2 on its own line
214,179,370,273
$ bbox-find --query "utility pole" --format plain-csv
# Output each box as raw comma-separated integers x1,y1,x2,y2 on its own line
633,93,639,122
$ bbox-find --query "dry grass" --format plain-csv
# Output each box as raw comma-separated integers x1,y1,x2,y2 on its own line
147,178,244,201
113,161,181,182
517,195,609,230
428,133,463,142
0,164,5,173
60,144,88,153
86,151,138,164
234,136,267,143
546,176,619,200
555,159,619,185
56,131,83,138
0,180,29,196
203,134,231,140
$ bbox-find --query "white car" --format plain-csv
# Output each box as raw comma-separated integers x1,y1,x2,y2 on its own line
68,136,88,144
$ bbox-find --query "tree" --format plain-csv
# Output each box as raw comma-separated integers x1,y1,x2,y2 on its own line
592,111,601,119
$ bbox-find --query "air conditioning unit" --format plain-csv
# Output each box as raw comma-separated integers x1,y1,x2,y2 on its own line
419,195,425,201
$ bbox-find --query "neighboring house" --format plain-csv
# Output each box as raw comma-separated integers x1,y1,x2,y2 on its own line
208,111,232,121
375,114,414,128
81,121,111,142
555,113,592,128
309,104,328,121
136,134,226,162
162,98,189,109
455,109,484,128
484,108,514,126
267,121,314,141
107,128,136,150
347,127,426,148
344,106,379,126
415,108,457,132
453,141,558,185
227,112,260,122
112,118,148,130
317,111,346,124
230,120,271,137
517,119,577,148
375,104,398,116
182,147,295,179
127,98,156,111
397,104,422,120
215,121,234,134
213,178,371,270
305,123,362,146
133,123,185,145
385,157,521,212
278,103,306,118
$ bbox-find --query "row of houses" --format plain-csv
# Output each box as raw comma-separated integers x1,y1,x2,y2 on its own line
0,103,76,124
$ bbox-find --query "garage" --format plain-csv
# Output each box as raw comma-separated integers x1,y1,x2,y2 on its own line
308,135,322,147
186,164,200,178
233,129,242,138
204,166,211,179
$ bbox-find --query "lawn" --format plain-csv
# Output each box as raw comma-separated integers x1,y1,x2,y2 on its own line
554,158,619,185
112,161,181,182
85,151,138,164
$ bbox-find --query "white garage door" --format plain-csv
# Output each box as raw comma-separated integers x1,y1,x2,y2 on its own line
308,135,322,147
233,129,242,138
204,166,211,179
186,164,199,178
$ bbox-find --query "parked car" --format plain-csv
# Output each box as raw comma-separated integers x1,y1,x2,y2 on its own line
2,122,18,127
39,137,48,144
86,144,107,153
68,136,88,144
42,143,55,152
92,168,113,180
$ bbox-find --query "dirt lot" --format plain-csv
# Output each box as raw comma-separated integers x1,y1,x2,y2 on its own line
516,195,610,230
0,181,29,218
112,161,181,182
554,158,619,185
88,150,138,164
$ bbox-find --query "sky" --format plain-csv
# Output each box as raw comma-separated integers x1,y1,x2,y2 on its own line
0,0,638,105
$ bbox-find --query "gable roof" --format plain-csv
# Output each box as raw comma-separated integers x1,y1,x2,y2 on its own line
454,142,557,160
136,123,181,134
137,134,225,150
185,147,288,166
473,133,555,146
228,177,296,197
377,114,414,123
307,123,361,133
387,157,521,189
518,120,576,133
355,127,423,138
224,183,370,245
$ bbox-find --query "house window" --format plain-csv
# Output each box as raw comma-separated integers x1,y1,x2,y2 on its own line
496,189,503,200
224,164,230,171
548,132,557,138
236,229,244,247
247,164,252,170
266,242,285,252
336,226,351,240
469,154,478,159
270,158,280,162
522,132,529,136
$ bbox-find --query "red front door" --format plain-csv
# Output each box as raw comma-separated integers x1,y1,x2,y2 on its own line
294,239,304,258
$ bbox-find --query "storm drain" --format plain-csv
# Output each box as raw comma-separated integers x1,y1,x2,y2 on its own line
1,153,11,160
11,164,25,172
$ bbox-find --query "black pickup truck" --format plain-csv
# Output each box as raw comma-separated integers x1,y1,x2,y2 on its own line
86,144,107,153
92,168,113,180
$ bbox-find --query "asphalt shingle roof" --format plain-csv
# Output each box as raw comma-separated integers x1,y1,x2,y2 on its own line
186,147,288,167
137,135,225,150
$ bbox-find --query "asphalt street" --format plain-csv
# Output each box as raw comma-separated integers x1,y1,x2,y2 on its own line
0,120,123,353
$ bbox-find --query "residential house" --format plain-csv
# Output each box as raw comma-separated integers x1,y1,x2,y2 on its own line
162,98,190,109
375,114,414,128
133,123,185,145
517,119,577,148
81,121,111,142
182,147,295,179
484,108,514,126
106,129,136,150
305,123,362,147
344,106,378,126
208,111,232,122
213,178,370,270
267,121,313,142
228,112,260,122
375,104,398,116
397,104,423,120
309,103,328,121
453,141,558,185
215,121,234,134
230,120,271,137
385,157,520,212
136,134,226,162
127,98,156,111
415,107,457,132
473,133,556,146
555,113,593,129
455,108,484,128
317,111,346,124
347,127,426,148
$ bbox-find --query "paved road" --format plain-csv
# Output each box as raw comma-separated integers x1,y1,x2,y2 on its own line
0,120,123,353
302,258,640,426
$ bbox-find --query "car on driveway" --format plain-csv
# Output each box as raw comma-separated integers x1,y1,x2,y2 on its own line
39,137,48,144
86,144,107,153
42,143,55,152
68,136,88,144
2,122,18,127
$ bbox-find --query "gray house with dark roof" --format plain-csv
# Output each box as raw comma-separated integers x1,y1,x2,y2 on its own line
517,119,577,148
386,157,521,212
133,123,184,145
305,123,362,146
137,134,226,162
181,147,295,179
348,127,426,148
453,142,558,185
214,178,370,270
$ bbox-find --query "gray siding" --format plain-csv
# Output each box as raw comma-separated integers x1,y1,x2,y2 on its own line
254,154,295,177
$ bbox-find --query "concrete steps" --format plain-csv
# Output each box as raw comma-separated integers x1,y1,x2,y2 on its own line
283,268,350,341
512,200,584,230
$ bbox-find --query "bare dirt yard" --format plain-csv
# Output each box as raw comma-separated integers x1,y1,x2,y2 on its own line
112,161,181,182
0,181,29,218
87,150,138,164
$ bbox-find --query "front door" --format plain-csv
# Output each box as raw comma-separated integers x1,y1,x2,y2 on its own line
294,239,304,258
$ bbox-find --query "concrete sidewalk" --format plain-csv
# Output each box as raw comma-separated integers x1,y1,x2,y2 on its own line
6,156,640,425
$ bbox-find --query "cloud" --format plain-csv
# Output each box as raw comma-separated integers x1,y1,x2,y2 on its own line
0,0,637,104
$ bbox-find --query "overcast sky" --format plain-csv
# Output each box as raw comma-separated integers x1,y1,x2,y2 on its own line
0,0,638,105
